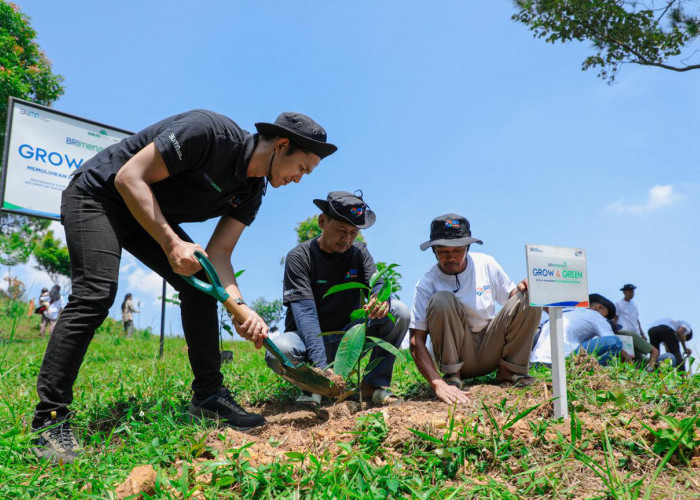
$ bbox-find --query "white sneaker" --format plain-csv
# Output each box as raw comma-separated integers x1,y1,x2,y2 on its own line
295,393,322,407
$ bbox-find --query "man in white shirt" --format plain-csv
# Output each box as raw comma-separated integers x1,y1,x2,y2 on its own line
531,295,624,366
409,214,541,405
615,284,645,339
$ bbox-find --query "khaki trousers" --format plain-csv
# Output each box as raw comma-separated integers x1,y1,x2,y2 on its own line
427,290,541,378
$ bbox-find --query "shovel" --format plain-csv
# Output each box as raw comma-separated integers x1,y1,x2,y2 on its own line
180,251,346,398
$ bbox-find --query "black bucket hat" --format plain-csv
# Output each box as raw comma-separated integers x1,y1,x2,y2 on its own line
620,284,636,291
589,293,616,320
255,112,337,159
420,214,483,251
313,190,376,229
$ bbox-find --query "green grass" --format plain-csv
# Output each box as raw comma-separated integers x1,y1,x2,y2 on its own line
0,294,698,499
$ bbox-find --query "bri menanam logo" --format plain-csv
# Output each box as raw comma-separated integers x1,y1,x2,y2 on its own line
446,220,460,228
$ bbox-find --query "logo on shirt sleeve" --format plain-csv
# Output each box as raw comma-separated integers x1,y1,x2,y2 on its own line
168,133,183,161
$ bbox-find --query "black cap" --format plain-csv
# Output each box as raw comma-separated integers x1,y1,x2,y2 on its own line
589,293,616,320
255,112,337,159
313,190,376,229
620,284,636,291
420,214,483,251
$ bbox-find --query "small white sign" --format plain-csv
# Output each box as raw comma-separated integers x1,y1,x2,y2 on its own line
616,334,635,356
525,244,589,307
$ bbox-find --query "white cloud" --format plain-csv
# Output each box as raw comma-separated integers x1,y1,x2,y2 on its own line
607,184,683,214
121,260,176,305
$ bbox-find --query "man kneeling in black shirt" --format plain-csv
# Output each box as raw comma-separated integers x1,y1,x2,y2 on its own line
267,191,410,406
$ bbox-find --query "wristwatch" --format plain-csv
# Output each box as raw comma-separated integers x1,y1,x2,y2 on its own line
233,297,245,306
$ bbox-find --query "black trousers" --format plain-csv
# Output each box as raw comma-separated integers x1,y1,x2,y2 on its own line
33,177,222,428
648,325,685,372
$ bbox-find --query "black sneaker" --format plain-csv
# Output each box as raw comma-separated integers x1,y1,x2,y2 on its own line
188,387,266,431
33,411,80,464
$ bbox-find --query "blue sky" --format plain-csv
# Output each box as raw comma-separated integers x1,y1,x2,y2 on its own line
5,1,699,359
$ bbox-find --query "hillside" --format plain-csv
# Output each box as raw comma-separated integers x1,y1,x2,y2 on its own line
1,296,698,498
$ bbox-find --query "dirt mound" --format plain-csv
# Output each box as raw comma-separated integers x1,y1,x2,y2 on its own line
200,382,550,467
115,464,156,499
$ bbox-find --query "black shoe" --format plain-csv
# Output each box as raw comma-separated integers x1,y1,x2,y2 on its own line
32,412,80,464
188,387,266,431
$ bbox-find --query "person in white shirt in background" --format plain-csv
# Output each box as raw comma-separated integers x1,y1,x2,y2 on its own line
648,318,693,372
43,285,65,336
531,293,631,366
409,214,541,405
615,283,645,339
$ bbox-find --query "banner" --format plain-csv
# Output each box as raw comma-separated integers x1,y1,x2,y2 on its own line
1,97,132,220
525,244,589,307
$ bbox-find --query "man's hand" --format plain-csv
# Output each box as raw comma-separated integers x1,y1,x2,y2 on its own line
510,278,529,297
364,295,389,320
684,347,692,356
233,308,269,349
166,240,207,275
433,381,469,404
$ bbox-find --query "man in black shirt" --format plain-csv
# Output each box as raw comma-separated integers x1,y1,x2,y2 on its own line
32,111,337,463
266,191,410,406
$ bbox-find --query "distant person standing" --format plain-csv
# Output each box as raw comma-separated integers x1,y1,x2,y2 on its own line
615,284,645,339
648,318,693,372
43,285,64,336
37,288,51,336
121,293,140,338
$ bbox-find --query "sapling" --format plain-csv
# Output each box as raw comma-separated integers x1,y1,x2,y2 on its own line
322,263,404,407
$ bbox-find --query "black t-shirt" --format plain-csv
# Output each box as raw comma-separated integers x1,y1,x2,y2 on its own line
73,109,264,226
283,238,377,333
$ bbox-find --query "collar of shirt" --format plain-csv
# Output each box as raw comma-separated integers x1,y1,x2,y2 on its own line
233,132,256,184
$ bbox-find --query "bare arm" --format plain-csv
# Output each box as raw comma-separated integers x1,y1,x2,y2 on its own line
206,216,269,349
647,347,659,371
638,319,647,340
510,278,529,298
410,328,469,404
114,143,204,275
677,327,691,355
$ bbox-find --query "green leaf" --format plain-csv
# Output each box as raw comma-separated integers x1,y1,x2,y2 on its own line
334,323,366,378
369,263,399,289
377,281,392,302
284,451,305,462
408,428,443,444
366,336,404,361
323,282,369,299
350,308,368,321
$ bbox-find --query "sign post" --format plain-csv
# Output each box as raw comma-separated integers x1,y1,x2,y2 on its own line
526,244,589,420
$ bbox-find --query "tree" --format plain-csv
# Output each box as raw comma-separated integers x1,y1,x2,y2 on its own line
33,230,70,286
294,214,365,243
1,1,65,158
250,297,284,329
512,0,700,82
0,1,65,262
0,214,50,266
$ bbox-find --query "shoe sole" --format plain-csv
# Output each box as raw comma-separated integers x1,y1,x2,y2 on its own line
32,446,78,464
187,404,266,432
